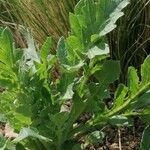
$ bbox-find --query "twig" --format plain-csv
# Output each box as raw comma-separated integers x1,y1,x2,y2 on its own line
118,128,122,150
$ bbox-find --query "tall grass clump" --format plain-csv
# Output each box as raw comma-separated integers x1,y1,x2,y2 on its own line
109,0,150,83
0,1,27,48
0,0,78,49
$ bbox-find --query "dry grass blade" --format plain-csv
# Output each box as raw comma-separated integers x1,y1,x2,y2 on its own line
0,0,78,49
109,0,150,83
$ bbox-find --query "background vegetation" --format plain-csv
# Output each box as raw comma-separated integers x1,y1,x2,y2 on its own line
109,0,150,82
0,0,78,49
0,0,150,149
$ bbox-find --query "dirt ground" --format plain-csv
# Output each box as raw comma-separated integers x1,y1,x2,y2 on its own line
0,117,145,150
85,118,145,150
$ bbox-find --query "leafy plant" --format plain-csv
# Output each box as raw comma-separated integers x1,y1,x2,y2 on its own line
0,0,149,149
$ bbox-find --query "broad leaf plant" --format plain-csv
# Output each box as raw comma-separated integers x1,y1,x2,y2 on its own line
0,0,149,149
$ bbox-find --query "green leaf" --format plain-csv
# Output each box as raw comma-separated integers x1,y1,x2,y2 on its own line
105,55,150,117
62,83,74,100
13,128,52,143
66,35,83,63
69,13,83,43
108,115,130,126
66,93,88,127
16,143,26,150
0,135,7,149
95,60,120,87
57,36,84,68
128,67,139,95
140,56,150,87
13,48,23,63
0,136,16,150
40,37,52,61
142,108,150,115
140,126,150,150
0,113,7,123
87,44,109,60
49,112,70,145
138,108,150,125
88,83,109,114
111,84,128,111
62,61,84,73
74,0,130,44
57,37,68,65
14,112,31,125
66,36,83,52
0,27,14,68
72,144,82,150
50,112,69,128
66,0,130,64
98,0,130,37
22,29,40,70
141,111,150,124
57,73,75,102
133,91,150,109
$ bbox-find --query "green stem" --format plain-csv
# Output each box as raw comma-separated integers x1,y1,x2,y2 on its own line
106,83,150,117
69,122,105,138
88,82,150,126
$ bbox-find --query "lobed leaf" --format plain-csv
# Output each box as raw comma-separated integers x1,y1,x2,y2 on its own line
40,37,52,62
140,126,150,150
140,56,150,88
95,60,120,87
13,128,52,143
0,27,14,68
57,37,68,65
128,67,139,95
111,84,128,111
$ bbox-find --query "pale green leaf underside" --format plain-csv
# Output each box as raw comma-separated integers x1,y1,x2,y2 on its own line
14,128,52,143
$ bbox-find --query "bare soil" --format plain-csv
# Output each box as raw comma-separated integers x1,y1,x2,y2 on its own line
85,118,145,150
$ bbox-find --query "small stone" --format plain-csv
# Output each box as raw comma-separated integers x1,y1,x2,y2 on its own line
109,143,119,150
